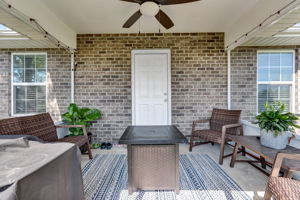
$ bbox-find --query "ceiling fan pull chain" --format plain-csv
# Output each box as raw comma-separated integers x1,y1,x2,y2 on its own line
139,17,141,35
159,5,161,33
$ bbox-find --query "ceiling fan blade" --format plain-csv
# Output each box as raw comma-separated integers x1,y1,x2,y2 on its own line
123,10,142,28
120,0,143,3
155,10,174,29
158,0,200,5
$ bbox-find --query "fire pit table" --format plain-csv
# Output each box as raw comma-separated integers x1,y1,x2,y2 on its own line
119,125,187,194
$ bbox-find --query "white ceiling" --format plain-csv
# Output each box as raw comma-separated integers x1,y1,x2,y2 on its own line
0,6,57,48
2,0,300,49
39,0,260,34
242,6,300,46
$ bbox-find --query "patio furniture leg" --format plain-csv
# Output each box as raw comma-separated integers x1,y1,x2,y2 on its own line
230,142,239,168
283,169,293,178
189,136,194,152
87,143,93,159
239,126,246,157
211,142,214,146
260,156,266,169
241,146,246,156
264,187,272,200
219,140,225,165
175,144,180,195
127,144,133,195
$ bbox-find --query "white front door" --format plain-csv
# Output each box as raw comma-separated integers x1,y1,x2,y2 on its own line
132,49,171,125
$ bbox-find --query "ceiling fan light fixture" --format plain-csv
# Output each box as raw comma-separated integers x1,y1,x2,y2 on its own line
140,1,159,17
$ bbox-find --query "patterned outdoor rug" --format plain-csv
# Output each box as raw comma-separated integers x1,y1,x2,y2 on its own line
82,154,250,200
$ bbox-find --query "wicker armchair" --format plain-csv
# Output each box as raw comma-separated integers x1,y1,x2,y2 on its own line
0,113,92,159
189,108,243,165
264,153,300,200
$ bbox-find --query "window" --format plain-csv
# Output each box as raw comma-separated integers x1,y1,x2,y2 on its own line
257,51,294,113
12,53,47,115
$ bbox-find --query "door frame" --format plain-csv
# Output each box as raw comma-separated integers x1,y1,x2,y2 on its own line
131,49,172,125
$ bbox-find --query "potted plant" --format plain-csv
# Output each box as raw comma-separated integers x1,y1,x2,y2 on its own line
254,102,300,149
62,103,102,142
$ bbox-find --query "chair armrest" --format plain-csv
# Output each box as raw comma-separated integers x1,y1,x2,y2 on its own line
221,123,243,138
192,119,210,132
55,125,88,136
222,123,242,129
270,153,300,177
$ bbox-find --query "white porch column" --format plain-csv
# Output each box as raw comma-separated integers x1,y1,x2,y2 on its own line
227,50,231,110
71,53,75,103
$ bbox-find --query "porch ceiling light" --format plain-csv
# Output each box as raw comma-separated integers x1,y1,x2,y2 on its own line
140,1,159,17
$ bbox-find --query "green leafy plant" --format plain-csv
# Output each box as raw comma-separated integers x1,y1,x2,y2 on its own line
254,102,300,136
62,103,102,136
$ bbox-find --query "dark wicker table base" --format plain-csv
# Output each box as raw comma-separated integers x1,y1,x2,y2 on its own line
127,144,179,194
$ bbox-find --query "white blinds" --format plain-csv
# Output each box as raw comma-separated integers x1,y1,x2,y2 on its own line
258,84,291,112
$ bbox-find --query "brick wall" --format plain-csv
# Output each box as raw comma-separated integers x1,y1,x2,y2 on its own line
0,51,10,118
0,49,71,121
231,46,300,121
76,33,228,142
230,47,257,121
1,38,299,142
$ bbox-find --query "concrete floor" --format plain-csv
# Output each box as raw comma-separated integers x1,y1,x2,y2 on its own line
82,143,268,200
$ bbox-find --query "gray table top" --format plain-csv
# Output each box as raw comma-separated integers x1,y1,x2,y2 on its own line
119,125,187,145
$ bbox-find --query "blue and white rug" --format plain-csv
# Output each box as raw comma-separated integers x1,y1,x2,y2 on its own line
82,154,250,200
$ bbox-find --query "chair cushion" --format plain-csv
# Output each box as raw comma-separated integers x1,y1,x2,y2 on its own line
268,177,300,200
192,129,225,144
57,135,88,147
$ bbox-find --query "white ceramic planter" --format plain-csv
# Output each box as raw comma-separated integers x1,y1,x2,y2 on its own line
260,130,291,150
54,121,69,139
241,120,260,136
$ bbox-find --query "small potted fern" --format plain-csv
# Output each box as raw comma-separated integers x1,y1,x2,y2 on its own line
62,103,102,137
254,102,300,149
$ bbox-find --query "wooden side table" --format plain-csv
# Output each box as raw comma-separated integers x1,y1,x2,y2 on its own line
228,135,300,177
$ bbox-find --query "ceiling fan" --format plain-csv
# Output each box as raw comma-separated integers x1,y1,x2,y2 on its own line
121,0,201,30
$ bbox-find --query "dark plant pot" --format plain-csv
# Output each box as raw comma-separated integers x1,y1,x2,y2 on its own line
80,132,93,153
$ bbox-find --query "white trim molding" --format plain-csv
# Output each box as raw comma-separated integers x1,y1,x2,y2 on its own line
227,50,231,110
71,53,75,103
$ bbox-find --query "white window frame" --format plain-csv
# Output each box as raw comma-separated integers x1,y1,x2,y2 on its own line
11,52,48,116
256,50,295,113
